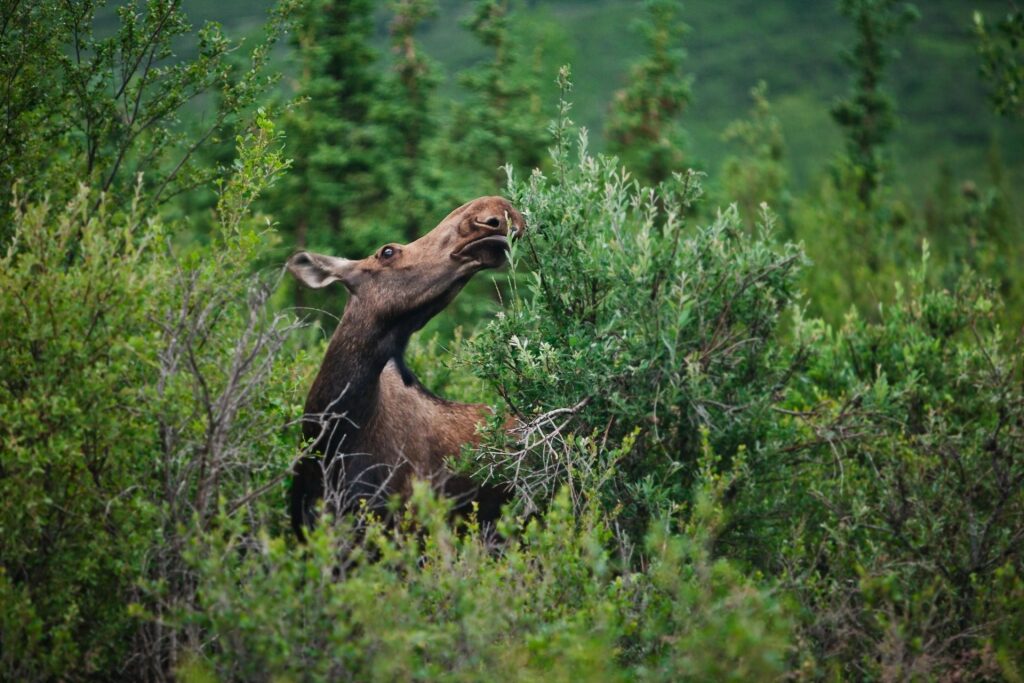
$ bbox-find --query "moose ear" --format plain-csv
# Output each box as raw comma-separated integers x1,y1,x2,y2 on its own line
287,251,362,291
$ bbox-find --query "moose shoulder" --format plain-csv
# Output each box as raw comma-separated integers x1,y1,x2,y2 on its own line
287,196,524,540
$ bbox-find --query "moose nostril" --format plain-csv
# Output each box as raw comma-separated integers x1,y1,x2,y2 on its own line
482,216,501,229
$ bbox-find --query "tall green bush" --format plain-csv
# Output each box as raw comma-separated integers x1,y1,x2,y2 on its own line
0,107,307,681
0,3,306,678
466,85,803,534
0,186,159,680
738,256,1024,679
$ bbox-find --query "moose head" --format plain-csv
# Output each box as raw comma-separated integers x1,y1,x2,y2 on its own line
288,196,525,333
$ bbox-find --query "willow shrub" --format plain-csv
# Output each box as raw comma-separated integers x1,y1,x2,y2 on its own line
0,116,306,681
766,258,1024,679
0,185,160,680
185,449,793,683
454,84,1023,678
463,114,804,532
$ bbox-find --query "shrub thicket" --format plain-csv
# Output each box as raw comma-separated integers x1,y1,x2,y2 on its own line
465,80,803,539
185,459,794,682
461,78,1023,679
1,185,159,679
0,115,307,680
767,262,1024,678
2,2,1023,681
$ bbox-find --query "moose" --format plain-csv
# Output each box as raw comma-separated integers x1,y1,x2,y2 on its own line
287,196,525,539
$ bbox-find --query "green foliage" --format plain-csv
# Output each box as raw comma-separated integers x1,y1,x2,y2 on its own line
450,0,551,187
269,0,383,255
741,259,1024,679
0,186,159,680
635,452,795,682
719,81,790,230
373,0,451,243
924,159,1024,329
0,70,306,682
153,0,1024,197
131,116,309,676
185,458,793,682
459,74,1023,679
791,149,1023,332
0,5,301,679
789,172,914,324
0,0,295,234
467,97,804,533
606,0,692,186
186,487,626,681
831,0,919,206
975,8,1024,119
4,2,1024,681
405,328,497,406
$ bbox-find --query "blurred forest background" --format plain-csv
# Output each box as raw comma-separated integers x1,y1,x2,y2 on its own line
96,0,1024,334
162,0,1024,192
2,0,1023,681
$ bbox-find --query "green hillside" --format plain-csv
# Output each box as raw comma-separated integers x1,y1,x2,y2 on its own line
179,0,1023,192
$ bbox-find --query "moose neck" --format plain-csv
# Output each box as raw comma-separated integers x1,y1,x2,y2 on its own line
305,298,415,433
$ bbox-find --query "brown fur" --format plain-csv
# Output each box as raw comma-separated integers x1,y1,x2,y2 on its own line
288,196,524,539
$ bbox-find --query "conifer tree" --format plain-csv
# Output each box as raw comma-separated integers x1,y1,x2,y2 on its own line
374,0,448,241
831,0,918,207
273,0,381,254
606,0,692,186
451,0,549,188
720,81,789,229
974,8,1024,119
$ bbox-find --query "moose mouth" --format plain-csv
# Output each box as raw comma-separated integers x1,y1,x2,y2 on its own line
451,234,510,266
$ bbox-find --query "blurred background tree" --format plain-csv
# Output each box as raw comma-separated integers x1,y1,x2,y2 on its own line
447,0,551,190
831,0,919,207
719,81,790,229
268,0,381,257
606,0,693,186
975,6,1024,119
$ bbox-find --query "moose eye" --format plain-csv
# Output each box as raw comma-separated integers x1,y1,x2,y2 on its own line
380,246,396,260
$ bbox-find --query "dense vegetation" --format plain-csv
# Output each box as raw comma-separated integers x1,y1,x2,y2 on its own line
1,0,1022,681
163,0,1024,192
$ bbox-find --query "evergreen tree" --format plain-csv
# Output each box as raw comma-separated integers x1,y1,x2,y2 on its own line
720,81,789,230
831,0,918,207
606,0,692,186
374,0,449,241
974,8,1024,119
273,0,381,255
451,0,549,188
